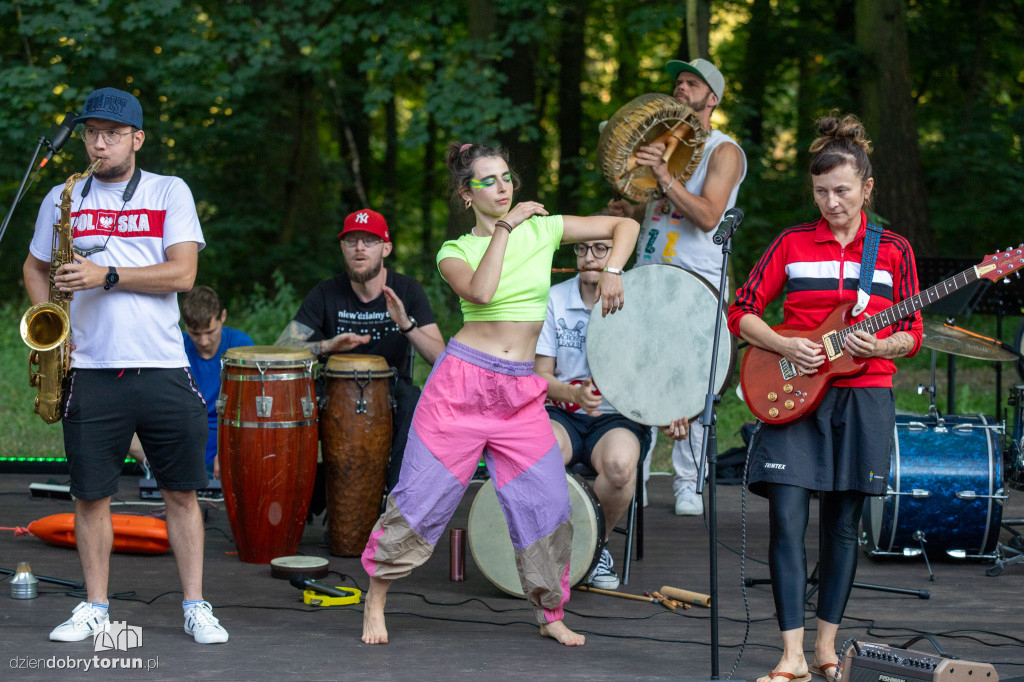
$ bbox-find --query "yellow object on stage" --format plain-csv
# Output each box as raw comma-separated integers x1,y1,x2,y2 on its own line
302,587,361,607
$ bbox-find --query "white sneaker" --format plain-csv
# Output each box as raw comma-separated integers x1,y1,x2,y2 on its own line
642,481,649,508
50,601,110,642
675,491,703,516
586,548,620,590
184,601,229,644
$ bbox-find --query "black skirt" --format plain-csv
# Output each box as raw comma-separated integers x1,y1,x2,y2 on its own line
746,386,895,497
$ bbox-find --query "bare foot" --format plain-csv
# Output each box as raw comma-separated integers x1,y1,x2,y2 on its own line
539,620,585,646
361,578,390,644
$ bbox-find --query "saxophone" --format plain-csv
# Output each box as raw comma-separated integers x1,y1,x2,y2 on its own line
21,159,102,424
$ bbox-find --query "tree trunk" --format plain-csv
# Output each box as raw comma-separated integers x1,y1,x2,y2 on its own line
557,2,587,215
855,0,936,255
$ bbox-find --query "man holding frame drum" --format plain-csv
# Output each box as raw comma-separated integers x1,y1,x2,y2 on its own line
607,57,747,516
536,237,689,589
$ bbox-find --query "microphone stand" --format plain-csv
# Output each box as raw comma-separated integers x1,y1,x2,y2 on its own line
695,218,740,679
0,137,47,250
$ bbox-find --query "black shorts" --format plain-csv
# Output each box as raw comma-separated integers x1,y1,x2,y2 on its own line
746,386,895,497
546,406,651,470
62,368,209,500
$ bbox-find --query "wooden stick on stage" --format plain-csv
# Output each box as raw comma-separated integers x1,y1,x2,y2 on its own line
660,585,712,608
576,584,656,603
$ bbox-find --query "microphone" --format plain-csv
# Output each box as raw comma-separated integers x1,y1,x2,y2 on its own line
288,573,354,599
40,111,79,167
712,207,744,245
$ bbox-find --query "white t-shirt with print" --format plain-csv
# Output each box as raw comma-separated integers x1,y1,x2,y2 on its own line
536,275,615,415
29,169,205,368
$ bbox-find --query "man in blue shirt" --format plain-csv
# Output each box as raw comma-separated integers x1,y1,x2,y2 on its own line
181,285,253,477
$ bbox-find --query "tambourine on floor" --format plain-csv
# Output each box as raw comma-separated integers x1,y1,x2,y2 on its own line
586,264,736,425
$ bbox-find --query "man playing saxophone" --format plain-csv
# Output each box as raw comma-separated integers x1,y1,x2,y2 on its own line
22,87,229,645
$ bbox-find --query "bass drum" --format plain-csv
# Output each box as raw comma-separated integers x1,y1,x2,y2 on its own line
468,474,604,598
863,414,1006,559
586,263,734,425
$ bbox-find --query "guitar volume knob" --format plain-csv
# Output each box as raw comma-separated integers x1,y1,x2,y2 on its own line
783,384,794,393
785,400,795,409
768,408,780,418
767,392,778,402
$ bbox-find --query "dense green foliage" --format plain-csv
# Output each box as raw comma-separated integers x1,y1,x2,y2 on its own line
2,1,1023,461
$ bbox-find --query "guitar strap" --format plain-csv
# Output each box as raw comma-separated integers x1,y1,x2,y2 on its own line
852,222,883,316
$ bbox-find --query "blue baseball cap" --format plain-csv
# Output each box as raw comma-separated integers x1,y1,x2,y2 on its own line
73,87,144,129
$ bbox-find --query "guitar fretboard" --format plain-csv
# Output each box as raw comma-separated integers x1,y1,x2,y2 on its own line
836,259,996,345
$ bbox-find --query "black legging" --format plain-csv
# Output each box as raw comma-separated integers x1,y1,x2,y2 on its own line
765,483,866,631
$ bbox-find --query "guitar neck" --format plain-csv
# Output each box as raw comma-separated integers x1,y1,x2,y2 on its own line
840,265,981,342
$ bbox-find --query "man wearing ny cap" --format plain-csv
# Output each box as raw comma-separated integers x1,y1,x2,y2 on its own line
276,208,445,492
608,58,747,517
23,87,229,644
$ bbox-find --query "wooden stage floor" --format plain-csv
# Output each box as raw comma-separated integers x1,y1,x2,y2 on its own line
1,472,1022,681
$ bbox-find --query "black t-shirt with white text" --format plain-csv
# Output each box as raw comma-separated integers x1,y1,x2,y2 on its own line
293,269,436,382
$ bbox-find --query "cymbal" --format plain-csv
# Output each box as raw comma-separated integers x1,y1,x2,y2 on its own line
921,321,1018,362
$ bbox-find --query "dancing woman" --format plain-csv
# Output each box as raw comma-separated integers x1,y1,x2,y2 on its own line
727,113,922,682
361,142,639,646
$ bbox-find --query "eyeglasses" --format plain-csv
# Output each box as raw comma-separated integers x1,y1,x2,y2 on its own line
341,236,384,248
573,243,609,258
83,128,134,145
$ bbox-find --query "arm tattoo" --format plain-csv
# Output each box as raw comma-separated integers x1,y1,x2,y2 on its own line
882,334,912,359
274,320,320,354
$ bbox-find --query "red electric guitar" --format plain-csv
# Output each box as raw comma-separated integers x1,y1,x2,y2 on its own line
740,246,1024,425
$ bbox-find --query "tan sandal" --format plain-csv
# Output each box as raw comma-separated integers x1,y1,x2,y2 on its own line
809,662,838,682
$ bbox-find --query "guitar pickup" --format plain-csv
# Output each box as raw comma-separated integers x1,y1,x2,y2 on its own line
822,331,844,361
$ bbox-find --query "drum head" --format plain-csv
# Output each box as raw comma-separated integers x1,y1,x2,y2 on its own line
587,264,735,425
324,353,390,374
597,94,709,203
223,345,313,364
467,474,603,598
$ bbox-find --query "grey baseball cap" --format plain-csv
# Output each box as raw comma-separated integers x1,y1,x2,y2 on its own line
665,58,725,100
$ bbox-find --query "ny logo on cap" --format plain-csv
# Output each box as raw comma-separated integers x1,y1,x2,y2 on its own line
355,212,369,224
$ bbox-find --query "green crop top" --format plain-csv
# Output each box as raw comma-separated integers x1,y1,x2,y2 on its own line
436,214,564,322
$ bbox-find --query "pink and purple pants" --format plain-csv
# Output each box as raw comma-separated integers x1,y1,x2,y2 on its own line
361,339,573,624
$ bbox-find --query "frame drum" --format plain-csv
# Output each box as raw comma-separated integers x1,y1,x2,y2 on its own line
218,345,318,563
468,474,604,598
586,263,735,425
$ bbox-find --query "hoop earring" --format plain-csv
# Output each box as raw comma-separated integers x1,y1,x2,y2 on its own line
465,198,472,210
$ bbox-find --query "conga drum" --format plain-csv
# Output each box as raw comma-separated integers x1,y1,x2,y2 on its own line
321,354,393,556
218,346,318,563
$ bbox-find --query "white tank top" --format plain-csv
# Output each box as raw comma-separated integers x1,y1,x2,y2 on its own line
634,129,747,292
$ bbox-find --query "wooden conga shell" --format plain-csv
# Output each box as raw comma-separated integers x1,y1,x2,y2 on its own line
218,346,318,563
321,354,393,557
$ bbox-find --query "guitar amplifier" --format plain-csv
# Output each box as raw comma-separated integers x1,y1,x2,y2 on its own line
837,642,998,682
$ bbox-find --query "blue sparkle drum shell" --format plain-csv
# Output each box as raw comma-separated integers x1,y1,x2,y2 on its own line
863,414,1005,559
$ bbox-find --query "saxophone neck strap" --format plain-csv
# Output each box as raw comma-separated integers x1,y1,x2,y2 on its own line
80,166,142,202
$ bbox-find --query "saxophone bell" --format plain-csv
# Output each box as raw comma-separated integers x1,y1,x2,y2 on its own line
21,302,71,352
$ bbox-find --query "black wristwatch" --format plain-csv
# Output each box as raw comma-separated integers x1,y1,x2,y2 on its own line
103,266,119,290
399,317,418,334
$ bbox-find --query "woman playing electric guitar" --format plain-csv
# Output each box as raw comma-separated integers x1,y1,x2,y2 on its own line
726,113,923,682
